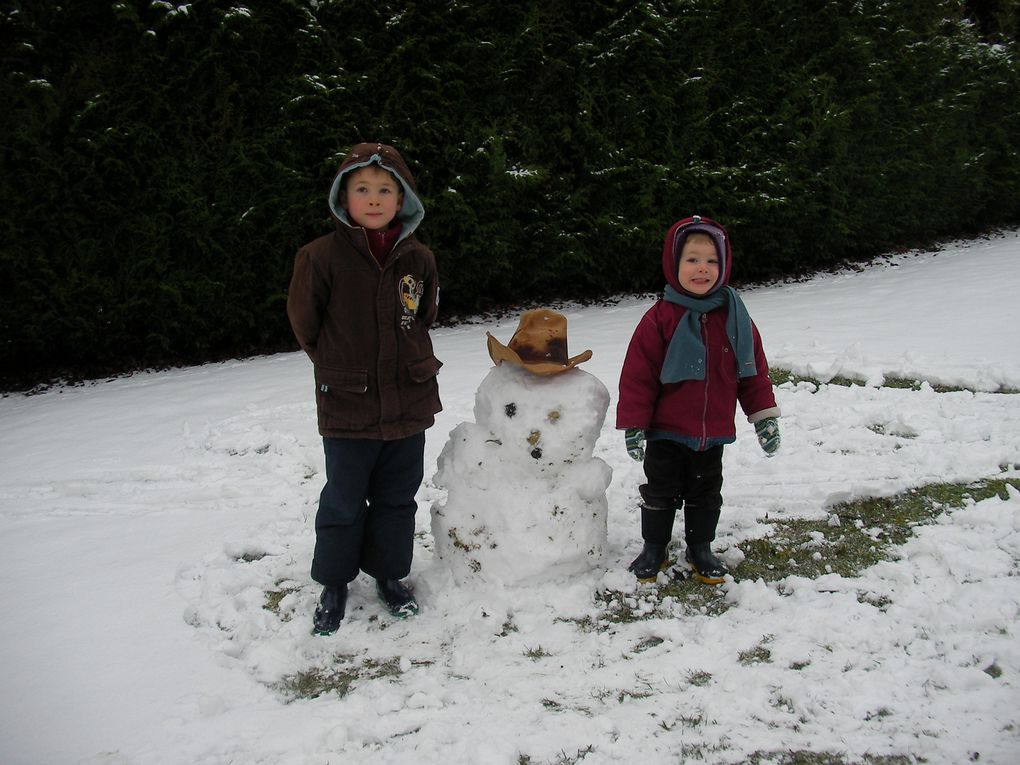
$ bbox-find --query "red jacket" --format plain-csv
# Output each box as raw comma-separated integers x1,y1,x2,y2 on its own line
616,216,778,449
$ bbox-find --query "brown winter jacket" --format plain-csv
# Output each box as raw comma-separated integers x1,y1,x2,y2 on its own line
287,143,442,440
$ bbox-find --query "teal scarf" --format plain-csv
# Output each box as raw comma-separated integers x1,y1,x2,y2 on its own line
660,285,757,383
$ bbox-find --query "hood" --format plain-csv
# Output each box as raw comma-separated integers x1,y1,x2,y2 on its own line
661,215,732,296
328,142,425,239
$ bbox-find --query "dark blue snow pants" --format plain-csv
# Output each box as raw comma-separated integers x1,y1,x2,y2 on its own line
311,433,425,586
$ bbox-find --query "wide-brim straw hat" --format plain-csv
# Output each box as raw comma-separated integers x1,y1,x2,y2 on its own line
485,309,593,376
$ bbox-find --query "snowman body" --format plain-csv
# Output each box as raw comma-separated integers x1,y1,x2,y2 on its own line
431,364,612,585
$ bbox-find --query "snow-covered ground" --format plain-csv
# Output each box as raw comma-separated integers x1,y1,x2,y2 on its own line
2,231,1018,764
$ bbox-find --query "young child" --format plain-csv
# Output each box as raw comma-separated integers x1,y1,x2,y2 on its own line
287,142,442,635
616,215,780,584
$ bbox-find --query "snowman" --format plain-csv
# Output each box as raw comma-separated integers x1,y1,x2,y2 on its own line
431,309,612,586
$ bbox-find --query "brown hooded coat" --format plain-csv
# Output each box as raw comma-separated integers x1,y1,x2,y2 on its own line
287,143,442,440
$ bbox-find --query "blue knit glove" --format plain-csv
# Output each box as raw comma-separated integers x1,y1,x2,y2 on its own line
625,428,646,462
755,417,780,456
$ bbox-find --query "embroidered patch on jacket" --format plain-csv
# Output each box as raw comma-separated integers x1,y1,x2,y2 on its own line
399,274,424,329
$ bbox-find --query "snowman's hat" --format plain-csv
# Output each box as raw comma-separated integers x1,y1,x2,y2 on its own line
486,309,593,376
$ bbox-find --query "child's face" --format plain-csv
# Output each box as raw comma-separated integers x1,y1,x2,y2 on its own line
341,165,404,230
677,234,720,295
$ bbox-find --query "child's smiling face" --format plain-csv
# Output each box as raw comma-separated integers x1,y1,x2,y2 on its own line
677,233,720,295
341,165,403,230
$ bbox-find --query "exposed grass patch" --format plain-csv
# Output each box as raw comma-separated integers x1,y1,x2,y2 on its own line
632,635,664,653
525,645,552,660
594,564,733,626
272,656,402,701
738,636,774,665
556,614,599,633
680,742,728,760
656,569,733,614
745,752,913,765
518,745,596,765
687,669,713,687
984,662,1003,679
592,590,652,626
273,665,359,700
737,477,1020,584
263,586,301,620
235,550,268,562
617,688,654,703
770,367,1019,394
596,477,1018,624
500,615,519,636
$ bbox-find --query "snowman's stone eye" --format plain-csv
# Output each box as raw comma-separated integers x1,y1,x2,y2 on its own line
547,409,561,422
504,403,517,418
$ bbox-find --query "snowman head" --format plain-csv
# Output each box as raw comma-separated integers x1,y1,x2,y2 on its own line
474,364,609,468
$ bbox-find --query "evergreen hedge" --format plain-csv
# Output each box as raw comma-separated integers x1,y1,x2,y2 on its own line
2,0,1018,389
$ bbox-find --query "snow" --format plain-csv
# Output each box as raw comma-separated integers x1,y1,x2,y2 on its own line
2,231,1019,764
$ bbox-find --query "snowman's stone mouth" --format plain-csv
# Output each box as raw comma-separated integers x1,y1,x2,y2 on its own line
526,429,543,459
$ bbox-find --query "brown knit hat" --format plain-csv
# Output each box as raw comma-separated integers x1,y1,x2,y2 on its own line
485,309,593,375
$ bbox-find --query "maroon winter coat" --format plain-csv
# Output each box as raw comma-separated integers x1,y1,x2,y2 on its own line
287,143,442,440
616,216,778,449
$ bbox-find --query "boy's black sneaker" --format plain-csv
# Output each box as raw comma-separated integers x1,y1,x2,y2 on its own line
312,584,348,636
628,542,670,582
685,543,728,585
376,578,419,618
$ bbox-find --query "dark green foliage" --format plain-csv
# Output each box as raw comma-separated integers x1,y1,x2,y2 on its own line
2,0,332,383
2,0,1019,388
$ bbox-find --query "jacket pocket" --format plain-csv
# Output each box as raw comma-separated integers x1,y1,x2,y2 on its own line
407,356,443,383
403,356,443,419
315,365,369,393
314,366,372,431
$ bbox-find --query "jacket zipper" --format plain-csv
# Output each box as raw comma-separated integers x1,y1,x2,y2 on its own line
361,229,378,270
699,314,709,450
365,227,404,406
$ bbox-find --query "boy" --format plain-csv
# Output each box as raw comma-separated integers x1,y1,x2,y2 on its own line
287,142,442,635
616,215,780,584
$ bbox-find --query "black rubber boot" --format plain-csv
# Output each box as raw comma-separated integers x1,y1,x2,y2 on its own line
628,542,670,582
376,578,419,618
312,584,348,636
685,542,729,585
